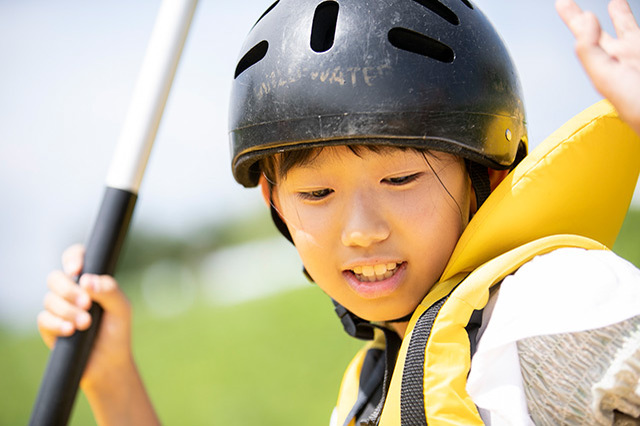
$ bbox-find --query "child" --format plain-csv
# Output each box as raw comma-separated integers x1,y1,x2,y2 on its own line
38,0,640,424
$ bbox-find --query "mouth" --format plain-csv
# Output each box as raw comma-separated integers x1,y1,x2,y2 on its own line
350,262,402,282
343,261,406,299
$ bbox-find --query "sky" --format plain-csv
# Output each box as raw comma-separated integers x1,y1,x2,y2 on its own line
1,0,639,331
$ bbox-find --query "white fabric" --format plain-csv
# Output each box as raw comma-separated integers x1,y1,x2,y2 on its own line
466,248,640,425
329,407,338,426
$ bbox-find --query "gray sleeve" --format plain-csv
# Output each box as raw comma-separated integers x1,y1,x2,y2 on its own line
517,315,640,425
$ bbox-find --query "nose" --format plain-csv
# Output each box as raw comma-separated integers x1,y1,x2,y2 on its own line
341,194,390,247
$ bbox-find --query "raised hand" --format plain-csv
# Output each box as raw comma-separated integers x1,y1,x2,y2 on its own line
556,0,640,135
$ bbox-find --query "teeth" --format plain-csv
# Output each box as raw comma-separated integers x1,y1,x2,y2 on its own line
351,262,400,282
362,265,375,277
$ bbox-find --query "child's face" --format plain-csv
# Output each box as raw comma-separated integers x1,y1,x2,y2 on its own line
271,146,470,322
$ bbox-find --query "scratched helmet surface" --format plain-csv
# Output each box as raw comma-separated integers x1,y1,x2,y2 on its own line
229,0,527,187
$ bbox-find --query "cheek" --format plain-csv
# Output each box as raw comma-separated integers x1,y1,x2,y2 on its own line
389,184,458,229
276,199,339,269
398,182,469,254
280,201,330,241
431,165,472,230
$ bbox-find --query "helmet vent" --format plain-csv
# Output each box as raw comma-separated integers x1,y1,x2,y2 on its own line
234,40,269,78
460,0,474,9
388,28,454,63
252,1,280,29
310,1,339,53
411,0,459,25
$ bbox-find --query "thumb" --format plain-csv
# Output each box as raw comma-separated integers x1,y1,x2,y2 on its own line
78,274,131,320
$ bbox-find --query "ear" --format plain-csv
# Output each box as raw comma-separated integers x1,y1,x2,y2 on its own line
488,168,509,191
258,174,272,207
259,174,284,214
259,174,293,242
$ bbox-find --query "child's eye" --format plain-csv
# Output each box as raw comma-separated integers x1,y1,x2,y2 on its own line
298,188,334,200
383,173,422,186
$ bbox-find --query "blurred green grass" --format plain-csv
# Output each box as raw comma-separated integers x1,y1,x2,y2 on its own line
613,207,640,268
1,286,362,425
2,207,638,425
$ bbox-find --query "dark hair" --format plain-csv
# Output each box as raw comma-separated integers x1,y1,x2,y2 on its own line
260,144,454,185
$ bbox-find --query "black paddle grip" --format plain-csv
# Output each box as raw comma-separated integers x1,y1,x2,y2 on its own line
30,187,137,426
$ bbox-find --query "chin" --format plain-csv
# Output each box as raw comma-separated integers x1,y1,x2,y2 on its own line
356,304,416,323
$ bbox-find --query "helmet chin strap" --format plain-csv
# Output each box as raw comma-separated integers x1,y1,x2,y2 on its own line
270,202,293,244
332,298,419,340
333,300,376,340
466,161,491,213
386,312,415,323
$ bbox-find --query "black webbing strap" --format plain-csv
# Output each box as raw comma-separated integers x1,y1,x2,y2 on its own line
343,351,385,426
339,323,402,426
466,161,491,210
360,326,402,426
400,294,450,425
270,204,294,244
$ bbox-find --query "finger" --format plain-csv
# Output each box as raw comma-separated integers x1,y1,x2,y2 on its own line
573,12,612,61
609,0,639,38
556,0,585,32
556,6,622,100
79,274,131,319
62,244,85,276
599,30,617,51
599,30,626,60
47,270,92,309
557,1,603,48
576,11,602,45
37,310,76,348
43,291,92,330
574,17,620,91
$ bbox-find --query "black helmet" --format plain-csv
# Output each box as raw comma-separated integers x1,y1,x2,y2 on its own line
229,0,527,188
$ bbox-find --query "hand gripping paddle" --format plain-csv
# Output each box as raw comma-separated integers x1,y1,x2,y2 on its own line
30,1,198,424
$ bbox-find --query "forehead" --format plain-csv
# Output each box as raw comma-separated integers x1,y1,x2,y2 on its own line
277,146,463,188
309,146,416,166
278,147,407,179
284,145,457,170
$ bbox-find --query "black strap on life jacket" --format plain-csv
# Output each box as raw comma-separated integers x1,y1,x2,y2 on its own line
334,277,482,425
334,301,402,426
343,348,385,424
400,294,451,424
360,326,401,426
399,276,482,425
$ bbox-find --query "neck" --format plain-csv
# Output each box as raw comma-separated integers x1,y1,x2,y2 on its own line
387,321,409,338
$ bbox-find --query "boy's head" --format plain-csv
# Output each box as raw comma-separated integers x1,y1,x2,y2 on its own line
228,0,527,322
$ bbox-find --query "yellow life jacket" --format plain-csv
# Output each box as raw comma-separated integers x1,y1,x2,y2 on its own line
333,100,640,426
